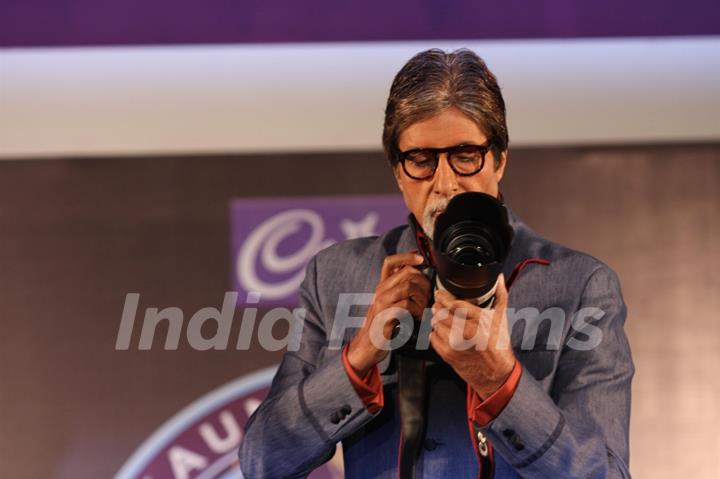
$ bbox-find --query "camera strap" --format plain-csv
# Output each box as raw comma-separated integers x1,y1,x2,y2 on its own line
397,353,495,479
397,354,427,479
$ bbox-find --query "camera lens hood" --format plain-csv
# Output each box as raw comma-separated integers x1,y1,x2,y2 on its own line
431,192,514,300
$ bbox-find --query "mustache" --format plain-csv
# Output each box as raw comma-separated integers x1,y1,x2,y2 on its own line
422,197,452,237
424,197,451,219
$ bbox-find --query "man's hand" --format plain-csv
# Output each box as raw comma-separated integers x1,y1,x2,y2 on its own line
429,274,516,399
346,252,432,376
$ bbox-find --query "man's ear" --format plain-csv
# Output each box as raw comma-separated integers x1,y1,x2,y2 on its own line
494,150,508,183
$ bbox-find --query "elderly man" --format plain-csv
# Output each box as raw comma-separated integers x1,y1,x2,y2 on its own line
239,48,633,478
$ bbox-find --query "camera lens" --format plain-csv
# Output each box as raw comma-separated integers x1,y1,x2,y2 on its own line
440,222,498,266
448,241,493,266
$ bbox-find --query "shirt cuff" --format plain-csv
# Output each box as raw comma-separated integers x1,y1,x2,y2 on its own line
341,344,384,414
466,360,522,427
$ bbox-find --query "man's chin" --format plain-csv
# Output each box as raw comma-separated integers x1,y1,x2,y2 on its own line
421,218,435,239
425,210,444,233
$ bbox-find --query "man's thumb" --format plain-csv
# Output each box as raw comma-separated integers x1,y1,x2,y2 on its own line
494,273,508,310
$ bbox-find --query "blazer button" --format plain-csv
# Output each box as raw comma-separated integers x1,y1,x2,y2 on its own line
340,404,352,416
511,435,525,451
330,412,341,424
502,428,515,438
423,438,438,451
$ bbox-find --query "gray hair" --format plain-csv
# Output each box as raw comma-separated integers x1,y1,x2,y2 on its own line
382,48,509,168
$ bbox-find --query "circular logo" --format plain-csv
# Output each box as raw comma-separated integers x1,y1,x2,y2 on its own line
115,367,343,479
237,209,333,300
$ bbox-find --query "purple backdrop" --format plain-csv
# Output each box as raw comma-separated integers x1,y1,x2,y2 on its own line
2,0,719,47
230,195,407,306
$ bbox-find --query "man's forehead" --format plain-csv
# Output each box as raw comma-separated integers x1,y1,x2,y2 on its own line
397,108,489,150
398,129,489,150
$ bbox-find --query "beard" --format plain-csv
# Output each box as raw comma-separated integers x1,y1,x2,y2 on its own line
421,196,452,239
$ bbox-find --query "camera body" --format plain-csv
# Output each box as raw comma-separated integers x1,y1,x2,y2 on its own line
395,192,514,361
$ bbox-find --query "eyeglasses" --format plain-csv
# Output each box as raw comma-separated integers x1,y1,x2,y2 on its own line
398,143,493,180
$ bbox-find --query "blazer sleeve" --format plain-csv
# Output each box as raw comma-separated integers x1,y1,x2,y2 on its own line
472,265,635,478
239,255,382,478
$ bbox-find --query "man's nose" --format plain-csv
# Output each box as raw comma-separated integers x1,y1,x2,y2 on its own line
433,154,459,195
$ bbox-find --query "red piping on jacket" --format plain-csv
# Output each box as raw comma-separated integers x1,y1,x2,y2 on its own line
466,385,494,478
506,258,551,290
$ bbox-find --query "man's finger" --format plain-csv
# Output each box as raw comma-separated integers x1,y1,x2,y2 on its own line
430,306,445,323
434,288,456,304
429,328,450,360
377,276,430,307
433,290,452,311
378,265,430,294
380,252,424,280
434,295,481,323
434,290,472,314
429,323,446,345
493,273,508,313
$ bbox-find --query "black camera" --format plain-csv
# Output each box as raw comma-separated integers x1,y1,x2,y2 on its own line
395,192,514,360
428,191,514,306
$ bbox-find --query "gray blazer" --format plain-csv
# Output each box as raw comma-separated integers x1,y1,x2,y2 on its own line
239,207,634,478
